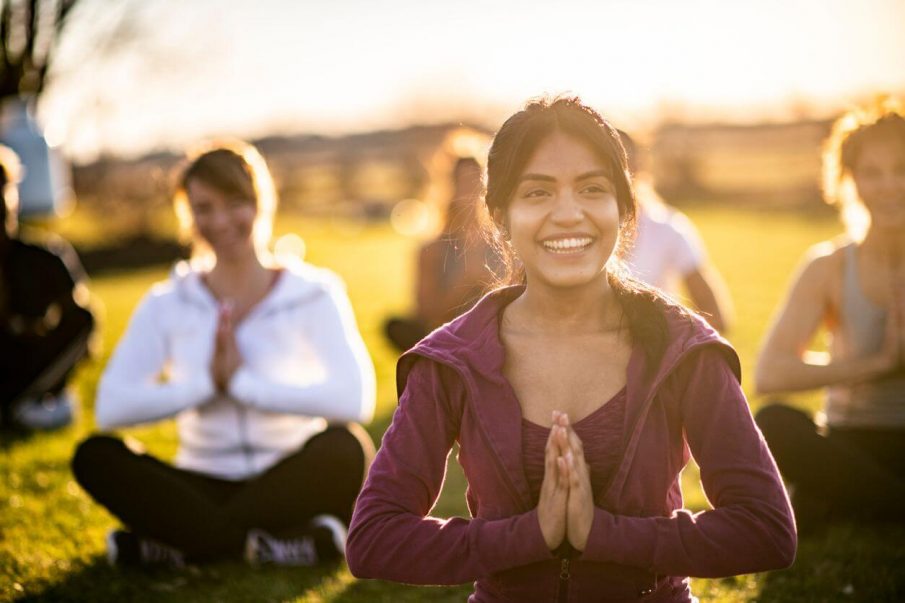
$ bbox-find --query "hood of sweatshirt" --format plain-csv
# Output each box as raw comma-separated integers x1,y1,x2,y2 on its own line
165,258,345,319
396,284,740,512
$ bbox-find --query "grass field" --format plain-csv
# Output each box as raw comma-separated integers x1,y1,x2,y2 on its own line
3,206,904,602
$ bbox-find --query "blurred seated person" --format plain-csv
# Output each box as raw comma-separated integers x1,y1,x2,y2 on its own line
755,98,905,532
619,131,733,332
71,140,376,568
0,144,95,432
385,157,500,352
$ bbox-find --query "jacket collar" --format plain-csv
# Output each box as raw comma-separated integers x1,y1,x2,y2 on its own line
170,258,335,317
398,284,740,511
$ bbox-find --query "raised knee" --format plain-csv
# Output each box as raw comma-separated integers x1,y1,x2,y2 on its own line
71,434,124,484
756,403,817,448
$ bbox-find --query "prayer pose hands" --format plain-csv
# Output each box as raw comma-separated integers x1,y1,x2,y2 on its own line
211,300,243,393
537,411,594,552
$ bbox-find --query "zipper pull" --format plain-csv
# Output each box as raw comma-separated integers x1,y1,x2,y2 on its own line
560,558,571,580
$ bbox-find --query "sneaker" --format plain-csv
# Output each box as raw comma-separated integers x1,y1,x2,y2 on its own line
309,514,347,563
106,530,186,568
245,515,347,566
12,392,74,431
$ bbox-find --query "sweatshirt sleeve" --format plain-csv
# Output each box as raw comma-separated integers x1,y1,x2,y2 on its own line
580,346,796,577
227,279,376,424
346,358,553,585
96,292,216,429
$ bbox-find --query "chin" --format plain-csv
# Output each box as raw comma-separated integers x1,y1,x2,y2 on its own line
532,268,609,291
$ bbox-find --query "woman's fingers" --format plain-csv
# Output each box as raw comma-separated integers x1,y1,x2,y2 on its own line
538,418,569,550
557,455,570,490
564,424,586,463
543,423,560,487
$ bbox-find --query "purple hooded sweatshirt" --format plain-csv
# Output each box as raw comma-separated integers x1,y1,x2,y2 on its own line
347,286,796,602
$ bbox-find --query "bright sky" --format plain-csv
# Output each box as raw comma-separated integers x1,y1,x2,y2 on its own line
41,0,905,161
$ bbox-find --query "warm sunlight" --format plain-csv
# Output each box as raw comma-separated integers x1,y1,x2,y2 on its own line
40,0,905,161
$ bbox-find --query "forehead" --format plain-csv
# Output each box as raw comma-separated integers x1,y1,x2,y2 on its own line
186,178,229,202
855,134,905,167
521,131,607,177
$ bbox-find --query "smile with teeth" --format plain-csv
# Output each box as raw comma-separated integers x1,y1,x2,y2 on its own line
542,236,594,254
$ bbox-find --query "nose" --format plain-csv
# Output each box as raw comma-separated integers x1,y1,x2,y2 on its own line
550,190,583,225
208,206,231,231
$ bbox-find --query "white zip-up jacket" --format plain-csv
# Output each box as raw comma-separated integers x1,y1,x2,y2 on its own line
96,260,376,480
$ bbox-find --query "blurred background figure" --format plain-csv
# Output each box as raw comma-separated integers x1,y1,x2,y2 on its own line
384,156,499,352
0,144,94,432
619,131,733,333
71,140,376,568
755,97,905,532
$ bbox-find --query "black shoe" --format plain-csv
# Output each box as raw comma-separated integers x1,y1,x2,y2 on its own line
245,515,347,566
309,514,347,563
106,530,186,568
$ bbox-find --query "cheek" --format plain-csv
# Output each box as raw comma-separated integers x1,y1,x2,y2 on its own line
234,207,258,232
505,207,542,247
853,176,879,200
191,215,214,239
595,200,621,231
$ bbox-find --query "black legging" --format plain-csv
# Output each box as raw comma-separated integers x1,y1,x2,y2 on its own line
755,404,905,531
72,424,374,562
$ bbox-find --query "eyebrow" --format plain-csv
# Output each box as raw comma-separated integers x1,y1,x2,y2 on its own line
519,169,611,183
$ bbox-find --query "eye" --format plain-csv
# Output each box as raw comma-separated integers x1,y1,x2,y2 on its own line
521,187,551,200
229,198,251,208
191,202,212,215
580,181,615,195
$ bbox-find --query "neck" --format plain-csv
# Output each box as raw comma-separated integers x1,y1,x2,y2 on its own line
206,251,269,296
507,274,620,335
862,225,905,265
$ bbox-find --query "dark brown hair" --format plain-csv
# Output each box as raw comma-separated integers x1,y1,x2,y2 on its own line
482,96,686,369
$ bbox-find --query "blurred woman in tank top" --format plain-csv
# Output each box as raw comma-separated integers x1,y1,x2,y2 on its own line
755,97,905,532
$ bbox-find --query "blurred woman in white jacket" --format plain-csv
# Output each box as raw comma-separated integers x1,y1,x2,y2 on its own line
72,140,376,568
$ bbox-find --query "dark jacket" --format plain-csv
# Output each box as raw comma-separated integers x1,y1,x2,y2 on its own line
348,286,796,602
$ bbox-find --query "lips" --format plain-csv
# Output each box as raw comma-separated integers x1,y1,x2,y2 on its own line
540,236,594,254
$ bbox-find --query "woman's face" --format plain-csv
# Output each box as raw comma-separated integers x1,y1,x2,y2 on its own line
504,130,620,292
186,178,257,261
852,136,905,230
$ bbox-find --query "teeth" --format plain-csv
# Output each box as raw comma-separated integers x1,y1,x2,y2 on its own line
542,237,593,253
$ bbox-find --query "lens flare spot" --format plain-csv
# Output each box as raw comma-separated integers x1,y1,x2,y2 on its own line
391,198,436,237
274,233,306,261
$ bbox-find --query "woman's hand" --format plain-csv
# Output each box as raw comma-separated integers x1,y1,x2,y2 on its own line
557,414,594,552
211,300,242,393
537,414,570,550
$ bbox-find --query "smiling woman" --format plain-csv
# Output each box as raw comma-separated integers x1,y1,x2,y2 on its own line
71,139,377,569
347,96,796,602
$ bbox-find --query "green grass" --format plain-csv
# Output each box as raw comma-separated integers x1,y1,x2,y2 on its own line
3,207,904,602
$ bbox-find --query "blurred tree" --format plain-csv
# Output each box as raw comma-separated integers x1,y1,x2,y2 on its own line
0,0,79,101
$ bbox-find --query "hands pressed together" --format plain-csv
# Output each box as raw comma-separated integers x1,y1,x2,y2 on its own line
211,300,243,393
537,411,595,552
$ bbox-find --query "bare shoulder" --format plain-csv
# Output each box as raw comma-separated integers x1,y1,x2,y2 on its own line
796,237,850,290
